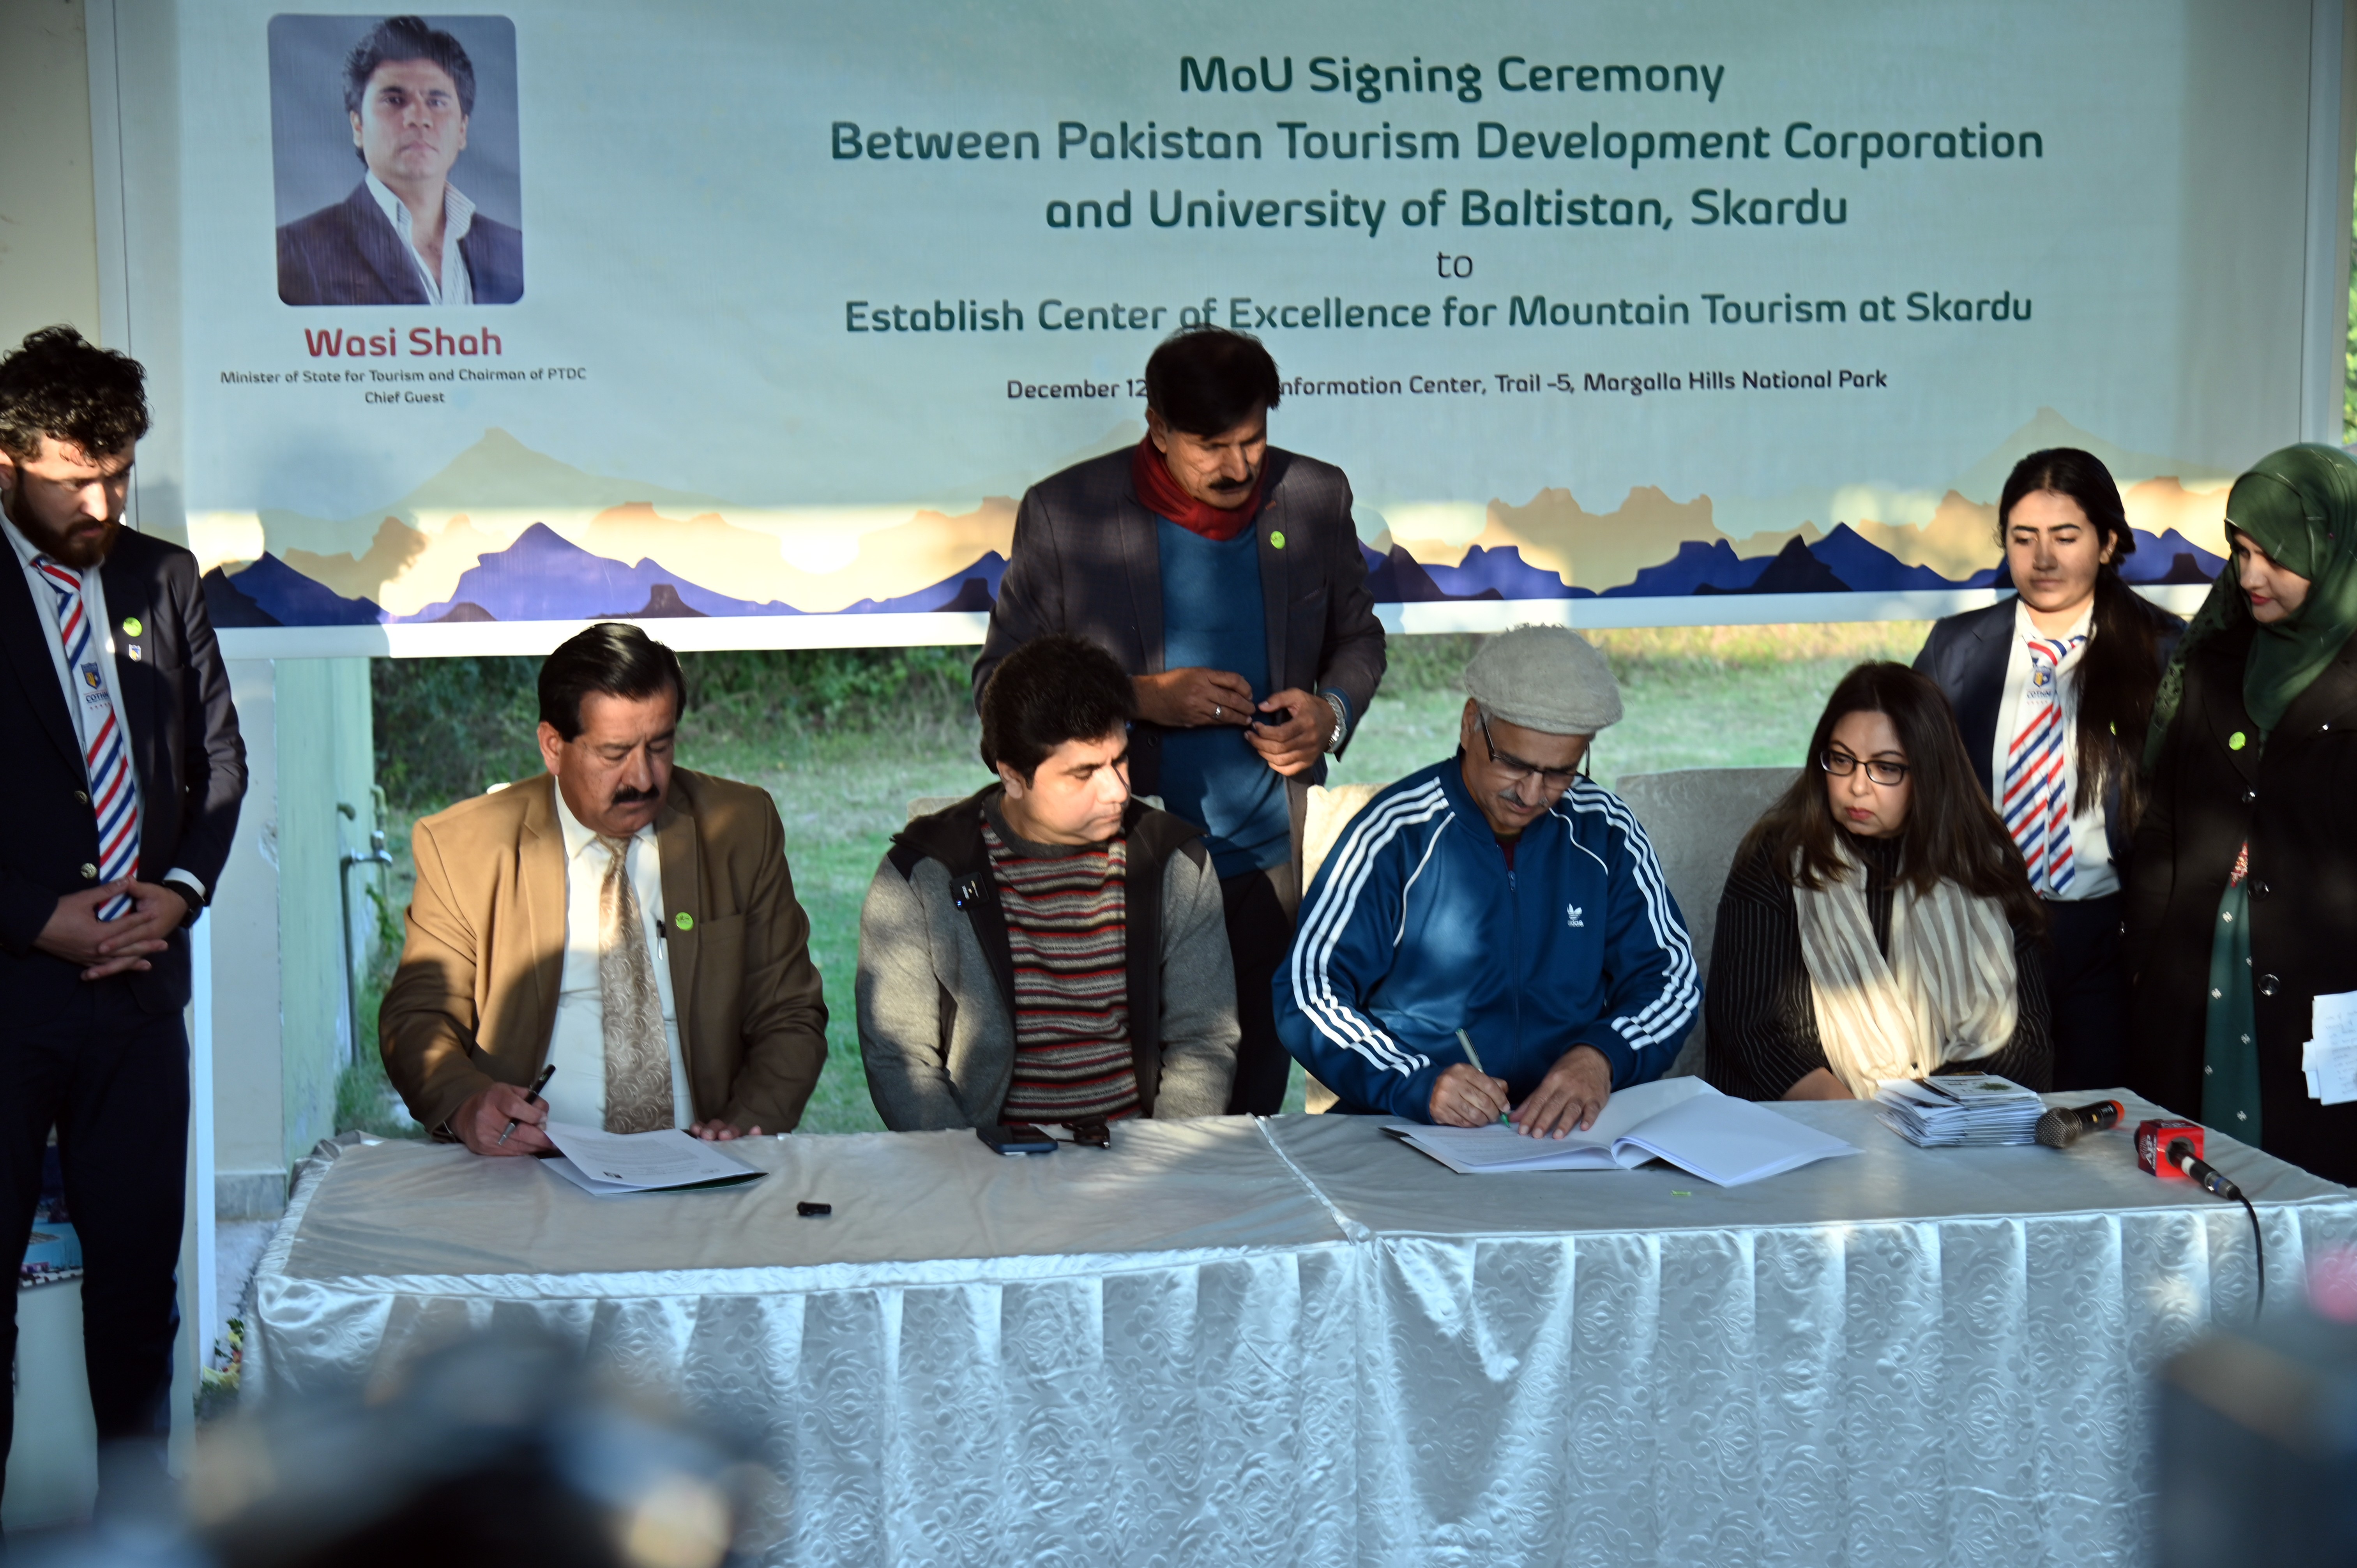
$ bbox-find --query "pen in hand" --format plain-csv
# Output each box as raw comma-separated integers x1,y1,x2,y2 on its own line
496,1064,557,1147
1456,1029,1509,1127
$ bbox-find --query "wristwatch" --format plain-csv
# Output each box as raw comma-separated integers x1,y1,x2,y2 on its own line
1320,691,1349,753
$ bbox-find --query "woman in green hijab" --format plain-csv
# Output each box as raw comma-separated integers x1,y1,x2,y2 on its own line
2122,442,2357,1183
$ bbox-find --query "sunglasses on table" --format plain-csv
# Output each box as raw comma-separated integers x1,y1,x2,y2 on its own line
1817,747,1910,786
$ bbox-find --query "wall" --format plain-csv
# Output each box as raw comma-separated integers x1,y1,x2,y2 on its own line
210,658,377,1213
0,0,101,346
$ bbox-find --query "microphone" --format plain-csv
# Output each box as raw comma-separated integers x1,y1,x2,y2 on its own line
2167,1138,2247,1204
2034,1098,2124,1149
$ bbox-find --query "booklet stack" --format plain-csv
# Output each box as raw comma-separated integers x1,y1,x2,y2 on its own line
1871,1074,2045,1147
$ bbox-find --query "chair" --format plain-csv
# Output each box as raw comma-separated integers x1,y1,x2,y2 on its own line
1296,782,1391,1111
1611,767,1798,1076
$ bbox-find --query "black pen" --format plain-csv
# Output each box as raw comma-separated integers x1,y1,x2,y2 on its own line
496,1064,557,1147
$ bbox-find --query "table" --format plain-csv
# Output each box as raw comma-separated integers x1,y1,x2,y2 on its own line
251,1097,2357,1566
253,1118,1360,1565
1264,1095,2357,1568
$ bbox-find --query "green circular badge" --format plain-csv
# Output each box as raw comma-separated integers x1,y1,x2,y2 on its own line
1270,530,1286,549
674,911,694,931
122,616,142,637
2229,731,2247,751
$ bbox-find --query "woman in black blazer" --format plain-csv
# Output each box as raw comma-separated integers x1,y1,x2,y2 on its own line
1914,448,2182,1091
2125,444,2357,1184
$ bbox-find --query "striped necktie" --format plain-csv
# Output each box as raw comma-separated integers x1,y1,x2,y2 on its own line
34,557,138,919
2000,634,2085,897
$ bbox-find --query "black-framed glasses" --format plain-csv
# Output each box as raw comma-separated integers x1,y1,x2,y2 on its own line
1818,747,1910,786
1475,710,1587,790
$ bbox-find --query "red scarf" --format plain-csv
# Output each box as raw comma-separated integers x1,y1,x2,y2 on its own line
1130,436,1264,542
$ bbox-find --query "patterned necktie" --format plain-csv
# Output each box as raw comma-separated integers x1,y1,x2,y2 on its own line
34,557,137,920
596,834,675,1133
2000,634,2086,896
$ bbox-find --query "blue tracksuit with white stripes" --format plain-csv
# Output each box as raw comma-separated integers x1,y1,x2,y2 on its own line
1276,755,1700,1123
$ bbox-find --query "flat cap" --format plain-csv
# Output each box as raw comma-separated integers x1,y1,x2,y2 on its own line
1461,624,1623,736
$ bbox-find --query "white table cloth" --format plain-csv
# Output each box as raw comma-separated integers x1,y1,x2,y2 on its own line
252,1118,1360,1565
1263,1094,2357,1568
250,1099,2357,1566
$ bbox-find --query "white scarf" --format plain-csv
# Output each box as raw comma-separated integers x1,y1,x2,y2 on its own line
1793,841,2018,1098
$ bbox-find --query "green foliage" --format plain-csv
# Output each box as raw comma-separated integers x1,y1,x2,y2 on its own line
370,655,541,809
197,1318,244,1422
335,880,423,1138
2348,187,2357,445
373,646,981,813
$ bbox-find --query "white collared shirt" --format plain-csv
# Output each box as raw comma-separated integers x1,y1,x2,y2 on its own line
542,783,694,1130
365,171,477,306
1990,598,2117,902
2,516,209,902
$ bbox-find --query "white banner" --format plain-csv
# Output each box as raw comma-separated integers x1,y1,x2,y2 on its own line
163,0,2332,654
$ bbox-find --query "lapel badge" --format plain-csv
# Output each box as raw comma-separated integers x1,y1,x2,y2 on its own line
2229,731,2247,751
1269,530,1287,549
674,911,694,932
121,616,143,637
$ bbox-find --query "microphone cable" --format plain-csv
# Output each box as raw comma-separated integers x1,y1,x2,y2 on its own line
2169,1138,2264,1320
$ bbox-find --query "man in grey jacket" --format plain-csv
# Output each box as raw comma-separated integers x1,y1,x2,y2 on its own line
859,635,1238,1128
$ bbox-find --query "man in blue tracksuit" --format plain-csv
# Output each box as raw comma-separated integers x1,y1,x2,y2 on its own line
1277,626,1698,1132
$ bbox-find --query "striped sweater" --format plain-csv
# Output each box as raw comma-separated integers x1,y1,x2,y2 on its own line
983,814,1140,1122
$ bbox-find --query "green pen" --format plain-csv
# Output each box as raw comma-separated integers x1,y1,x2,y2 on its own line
1455,1028,1509,1125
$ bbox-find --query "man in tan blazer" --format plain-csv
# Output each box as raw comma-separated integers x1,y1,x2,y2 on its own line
381,623,827,1152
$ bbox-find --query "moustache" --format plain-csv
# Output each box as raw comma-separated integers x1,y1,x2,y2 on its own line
609,786,660,806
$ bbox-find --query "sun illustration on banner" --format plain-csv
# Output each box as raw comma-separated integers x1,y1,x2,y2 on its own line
191,411,2231,630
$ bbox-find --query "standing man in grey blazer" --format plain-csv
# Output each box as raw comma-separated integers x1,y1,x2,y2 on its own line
975,325,1385,1114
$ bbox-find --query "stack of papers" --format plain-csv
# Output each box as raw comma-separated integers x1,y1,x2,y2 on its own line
540,1121,765,1197
1383,1077,1858,1188
1871,1074,2044,1146
2304,991,2357,1105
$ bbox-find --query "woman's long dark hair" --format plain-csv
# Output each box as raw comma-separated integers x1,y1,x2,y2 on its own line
1997,447,2162,821
1741,662,2043,932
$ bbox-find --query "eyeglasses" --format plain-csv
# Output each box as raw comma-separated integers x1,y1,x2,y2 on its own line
1476,710,1587,790
1064,1118,1112,1149
1818,747,1910,786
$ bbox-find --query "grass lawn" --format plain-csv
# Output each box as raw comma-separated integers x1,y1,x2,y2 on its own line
347,623,1928,1137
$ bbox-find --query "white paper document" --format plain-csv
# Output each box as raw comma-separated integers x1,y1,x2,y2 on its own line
2304,992,2357,1105
1383,1077,1859,1188
1871,1074,2045,1146
539,1121,764,1196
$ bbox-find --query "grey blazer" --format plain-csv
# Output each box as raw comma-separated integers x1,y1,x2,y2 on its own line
973,444,1387,873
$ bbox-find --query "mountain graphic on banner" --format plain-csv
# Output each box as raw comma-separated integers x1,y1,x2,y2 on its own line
199,413,2231,628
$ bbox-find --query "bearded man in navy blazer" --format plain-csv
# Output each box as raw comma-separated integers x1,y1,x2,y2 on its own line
0,328,246,1515
276,15,524,306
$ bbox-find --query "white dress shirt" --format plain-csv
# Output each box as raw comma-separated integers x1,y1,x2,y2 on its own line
365,171,477,306
541,784,695,1130
3,515,207,903
1989,599,2117,901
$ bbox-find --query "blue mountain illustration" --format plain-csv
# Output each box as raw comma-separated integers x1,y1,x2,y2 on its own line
836,552,1008,614
1603,540,1769,596
1698,535,1851,595
2118,528,2224,584
1807,524,1983,590
395,523,799,622
208,554,385,626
